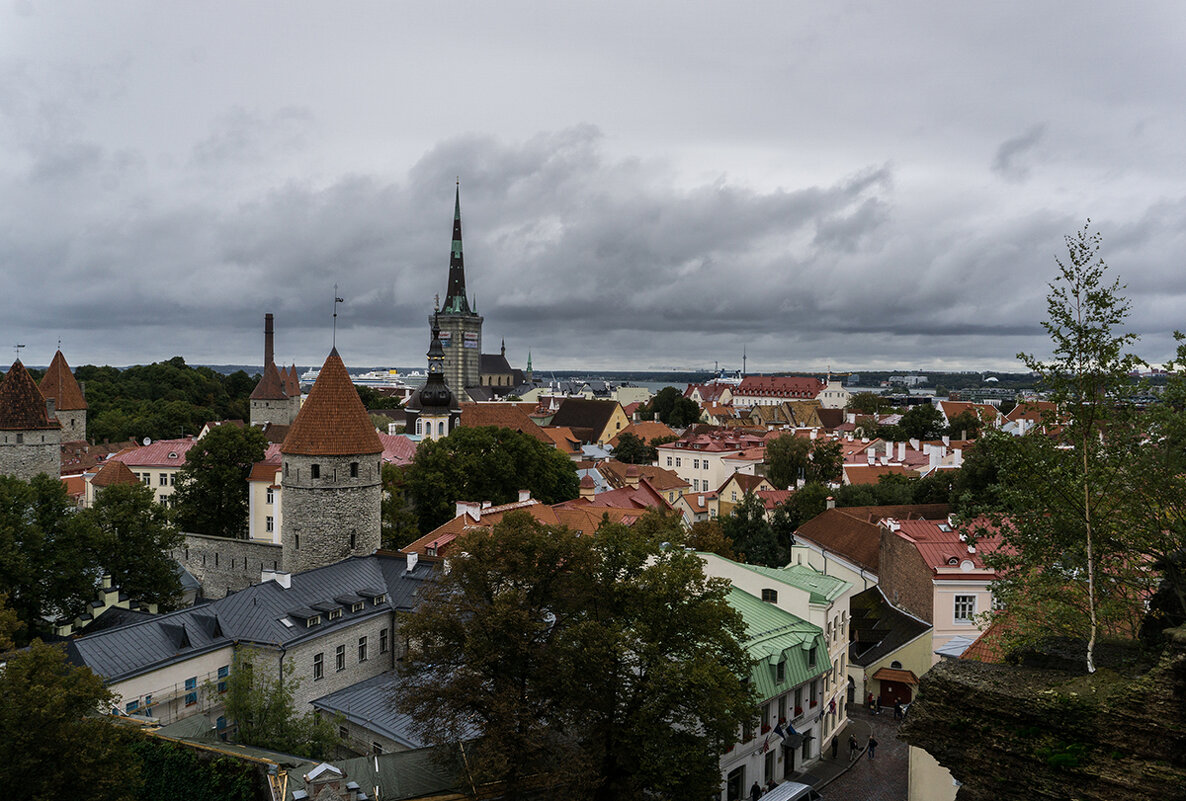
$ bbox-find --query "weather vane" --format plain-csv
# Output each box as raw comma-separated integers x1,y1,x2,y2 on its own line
434,293,440,312
332,285,345,348
13,343,25,359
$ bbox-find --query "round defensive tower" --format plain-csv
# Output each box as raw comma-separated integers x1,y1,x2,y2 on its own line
0,359,62,480
38,349,88,442
280,348,383,574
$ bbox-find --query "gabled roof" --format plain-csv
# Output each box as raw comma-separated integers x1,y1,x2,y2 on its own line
728,587,828,700
90,459,139,488
842,463,916,485
479,352,513,375
793,504,951,574
711,555,851,605
719,472,772,495
0,360,60,431
111,437,196,469
736,376,826,399
39,350,87,411
607,420,676,447
597,460,688,491
282,349,382,456
539,425,583,454
459,403,550,442
548,398,621,438
250,362,289,401
377,432,418,466
848,584,931,667
311,671,425,749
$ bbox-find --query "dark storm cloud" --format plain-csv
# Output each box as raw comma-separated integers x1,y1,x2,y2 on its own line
991,125,1046,183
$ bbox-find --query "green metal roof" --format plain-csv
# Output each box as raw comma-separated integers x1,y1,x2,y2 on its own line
721,556,851,605
727,587,830,701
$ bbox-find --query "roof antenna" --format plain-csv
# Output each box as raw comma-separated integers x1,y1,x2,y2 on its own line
332,285,344,348
57,337,62,351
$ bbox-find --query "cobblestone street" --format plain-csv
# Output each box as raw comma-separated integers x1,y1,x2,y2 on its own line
818,708,908,801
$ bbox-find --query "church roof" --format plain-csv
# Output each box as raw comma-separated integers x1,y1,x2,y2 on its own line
39,350,87,411
281,349,382,456
0,360,60,431
440,182,474,316
480,352,514,375
250,361,289,401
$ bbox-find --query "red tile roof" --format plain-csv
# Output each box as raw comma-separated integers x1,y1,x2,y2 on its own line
794,504,951,574
459,403,550,442
250,362,290,401
286,364,301,397
38,350,87,411
736,376,825,399
281,349,382,456
378,432,418,466
113,437,197,468
91,459,140,488
0,361,60,431
891,518,1004,575
843,464,916,485
608,420,676,447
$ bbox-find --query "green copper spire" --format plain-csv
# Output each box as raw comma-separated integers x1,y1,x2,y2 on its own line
442,180,472,315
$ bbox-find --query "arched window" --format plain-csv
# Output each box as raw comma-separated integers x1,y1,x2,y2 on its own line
416,419,423,435
438,421,445,436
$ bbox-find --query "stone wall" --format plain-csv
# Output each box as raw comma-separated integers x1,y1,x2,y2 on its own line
55,409,86,442
281,453,381,575
285,612,398,709
902,628,1186,801
879,525,935,623
177,533,283,599
436,312,482,394
250,397,297,427
0,428,61,481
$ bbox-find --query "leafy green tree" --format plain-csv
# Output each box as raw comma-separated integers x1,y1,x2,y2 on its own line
407,426,579,532
945,409,983,439
952,430,1015,513
779,482,833,531
0,475,103,643
847,391,893,415
984,222,1146,673
899,403,946,440
610,431,657,465
398,511,754,801
681,519,737,559
722,492,788,567
84,482,184,611
172,425,268,538
766,436,843,489
642,387,701,427
221,648,341,760
379,463,420,550
0,639,140,799
809,439,844,483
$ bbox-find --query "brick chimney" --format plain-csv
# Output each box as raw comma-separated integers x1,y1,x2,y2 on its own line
264,312,275,367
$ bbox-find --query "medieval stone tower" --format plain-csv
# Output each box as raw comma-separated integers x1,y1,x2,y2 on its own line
250,313,301,426
38,349,87,442
279,348,382,574
0,360,62,480
434,182,482,397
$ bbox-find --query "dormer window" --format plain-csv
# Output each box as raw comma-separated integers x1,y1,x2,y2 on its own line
328,609,342,620
947,557,959,566
776,661,786,682
761,588,778,603
305,615,321,627
372,594,386,604
351,602,364,613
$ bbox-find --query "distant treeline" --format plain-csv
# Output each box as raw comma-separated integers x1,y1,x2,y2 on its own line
69,357,258,444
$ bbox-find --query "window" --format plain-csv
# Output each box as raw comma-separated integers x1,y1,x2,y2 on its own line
142,474,150,486
170,473,176,486
666,457,672,466
808,646,817,667
372,742,384,755
159,473,167,486
125,700,140,714
311,464,320,479
295,534,300,549
416,419,423,435
794,687,803,713
184,676,197,706
954,595,976,622
350,462,359,478
764,750,775,784
336,644,346,672
761,588,778,603
266,488,274,504
328,608,342,620
380,627,389,654
438,421,444,436
731,491,737,501
265,516,274,533
350,531,356,549
776,661,786,683
372,594,386,604
217,665,229,693
761,702,770,728
351,601,364,613
358,636,368,662
305,615,320,627
778,695,787,721
313,653,324,681
675,457,681,467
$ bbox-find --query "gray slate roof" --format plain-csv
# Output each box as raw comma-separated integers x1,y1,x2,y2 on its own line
66,554,436,683
311,670,423,749
848,584,930,668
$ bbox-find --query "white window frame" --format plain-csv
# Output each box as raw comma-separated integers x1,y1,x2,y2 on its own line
954,594,977,623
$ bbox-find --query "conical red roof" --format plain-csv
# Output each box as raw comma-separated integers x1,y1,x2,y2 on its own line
281,349,382,456
286,364,301,396
91,459,138,488
39,350,87,411
250,361,289,401
0,360,60,431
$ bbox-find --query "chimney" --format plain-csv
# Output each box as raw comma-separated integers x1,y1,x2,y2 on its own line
518,489,531,503
952,448,963,467
579,475,596,500
809,429,817,440
826,496,835,510
455,501,481,520
625,465,640,487
866,447,875,464
264,313,275,367
406,552,419,572
897,441,906,461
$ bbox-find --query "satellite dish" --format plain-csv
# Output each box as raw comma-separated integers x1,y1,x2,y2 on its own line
142,437,152,446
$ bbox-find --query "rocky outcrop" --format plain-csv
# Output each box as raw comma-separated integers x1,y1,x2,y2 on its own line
901,628,1186,801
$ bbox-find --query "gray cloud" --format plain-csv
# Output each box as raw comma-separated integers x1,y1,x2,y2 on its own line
992,125,1047,182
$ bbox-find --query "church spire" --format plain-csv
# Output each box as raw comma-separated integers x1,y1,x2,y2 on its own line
442,180,472,315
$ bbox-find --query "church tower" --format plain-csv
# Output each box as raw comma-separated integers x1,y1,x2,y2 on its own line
433,182,483,397
0,360,62,480
403,315,462,441
39,349,87,442
279,348,383,574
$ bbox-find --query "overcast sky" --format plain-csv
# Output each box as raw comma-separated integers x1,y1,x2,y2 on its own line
3,2,1185,375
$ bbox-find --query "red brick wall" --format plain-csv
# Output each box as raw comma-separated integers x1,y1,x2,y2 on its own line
878,527,934,622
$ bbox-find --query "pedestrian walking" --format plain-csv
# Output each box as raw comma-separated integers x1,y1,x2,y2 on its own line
831,735,839,759
894,701,903,721
750,780,763,801
848,733,859,759
867,735,879,760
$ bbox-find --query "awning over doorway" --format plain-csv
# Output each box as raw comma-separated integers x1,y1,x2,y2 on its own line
871,667,919,685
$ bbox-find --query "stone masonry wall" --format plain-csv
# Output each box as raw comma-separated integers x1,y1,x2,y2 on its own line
0,429,61,481
250,398,296,427
878,527,935,623
54,409,86,442
281,453,381,575
436,313,482,394
177,533,283,599
285,612,398,709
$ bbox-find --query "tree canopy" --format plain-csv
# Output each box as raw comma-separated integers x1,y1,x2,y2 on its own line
721,491,794,567
641,387,701,427
899,403,946,440
397,511,754,801
765,435,843,490
406,426,579,532
610,431,656,464
172,424,268,538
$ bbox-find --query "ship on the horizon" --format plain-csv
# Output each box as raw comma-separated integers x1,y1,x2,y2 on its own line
301,367,428,389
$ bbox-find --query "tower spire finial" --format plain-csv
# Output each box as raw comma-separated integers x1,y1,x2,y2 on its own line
332,286,344,349
442,182,471,315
